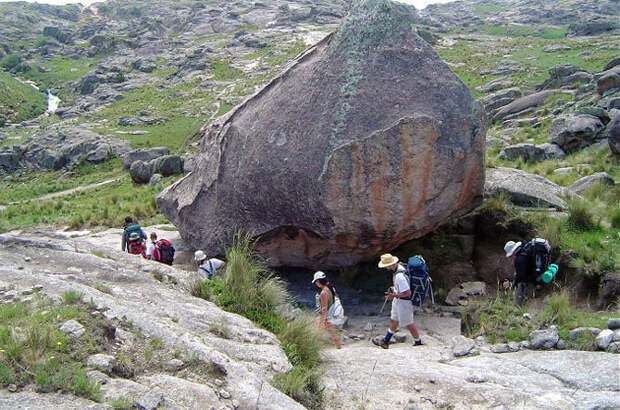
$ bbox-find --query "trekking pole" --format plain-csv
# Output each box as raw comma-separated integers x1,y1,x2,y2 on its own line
379,287,391,313
380,296,388,314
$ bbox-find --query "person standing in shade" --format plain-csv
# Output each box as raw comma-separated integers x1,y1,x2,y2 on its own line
312,271,343,349
372,253,423,349
194,250,225,280
145,232,158,260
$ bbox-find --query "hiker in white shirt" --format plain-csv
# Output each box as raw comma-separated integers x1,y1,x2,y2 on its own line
372,253,423,349
194,250,225,280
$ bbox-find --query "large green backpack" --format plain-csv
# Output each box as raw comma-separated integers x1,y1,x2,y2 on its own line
125,223,142,242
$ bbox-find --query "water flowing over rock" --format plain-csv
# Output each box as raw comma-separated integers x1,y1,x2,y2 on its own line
158,0,486,269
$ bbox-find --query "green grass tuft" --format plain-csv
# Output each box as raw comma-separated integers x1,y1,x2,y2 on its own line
62,290,83,304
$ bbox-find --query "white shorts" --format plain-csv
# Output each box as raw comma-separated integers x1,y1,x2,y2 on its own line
391,298,414,327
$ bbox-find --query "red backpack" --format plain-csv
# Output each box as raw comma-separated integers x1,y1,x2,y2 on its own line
153,239,175,265
128,241,145,256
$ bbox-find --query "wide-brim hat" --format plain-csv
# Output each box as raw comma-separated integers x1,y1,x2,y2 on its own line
311,271,326,284
504,241,522,258
194,250,207,262
378,253,399,268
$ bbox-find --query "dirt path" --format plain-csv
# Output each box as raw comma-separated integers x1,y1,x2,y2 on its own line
0,178,120,211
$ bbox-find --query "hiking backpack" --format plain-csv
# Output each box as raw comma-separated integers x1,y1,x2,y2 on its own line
405,256,434,307
153,239,175,265
125,223,142,241
524,238,552,277
128,240,145,256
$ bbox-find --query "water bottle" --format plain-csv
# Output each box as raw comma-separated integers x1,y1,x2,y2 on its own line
541,264,559,283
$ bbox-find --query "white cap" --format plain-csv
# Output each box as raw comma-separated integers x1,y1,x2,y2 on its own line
504,241,522,258
194,250,207,262
311,271,326,284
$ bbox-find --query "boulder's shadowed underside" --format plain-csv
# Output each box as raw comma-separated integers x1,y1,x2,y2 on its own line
158,0,486,269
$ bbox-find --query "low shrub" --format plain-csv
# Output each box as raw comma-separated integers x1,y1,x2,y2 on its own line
567,198,597,231
62,290,83,304
272,365,324,410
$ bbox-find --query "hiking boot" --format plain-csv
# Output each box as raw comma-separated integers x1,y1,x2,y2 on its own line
413,339,424,346
372,337,389,349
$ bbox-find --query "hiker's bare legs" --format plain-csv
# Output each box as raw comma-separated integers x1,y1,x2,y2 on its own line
406,323,420,339
389,320,399,333
327,323,342,349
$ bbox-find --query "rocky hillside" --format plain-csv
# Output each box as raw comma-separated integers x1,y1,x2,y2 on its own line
0,0,619,409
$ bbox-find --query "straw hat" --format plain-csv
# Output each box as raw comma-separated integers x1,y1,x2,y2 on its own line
504,241,522,258
378,253,399,268
194,250,207,262
311,271,327,284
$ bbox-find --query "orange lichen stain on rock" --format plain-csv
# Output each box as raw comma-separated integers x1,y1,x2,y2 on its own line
455,157,480,210
368,177,386,235
399,120,438,226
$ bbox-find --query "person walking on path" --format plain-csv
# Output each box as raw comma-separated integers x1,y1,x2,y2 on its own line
195,250,226,280
312,271,343,349
372,253,423,349
145,232,158,260
121,216,146,254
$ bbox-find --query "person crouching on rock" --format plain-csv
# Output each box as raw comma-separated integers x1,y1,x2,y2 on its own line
372,253,423,349
312,271,342,349
194,250,226,280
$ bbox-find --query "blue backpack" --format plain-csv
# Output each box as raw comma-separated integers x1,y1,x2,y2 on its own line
406,256,433,307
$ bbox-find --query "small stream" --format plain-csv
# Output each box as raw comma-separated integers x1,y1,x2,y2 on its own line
14,76,60,114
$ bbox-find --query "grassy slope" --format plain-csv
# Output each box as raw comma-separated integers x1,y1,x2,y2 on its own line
0,71,47,124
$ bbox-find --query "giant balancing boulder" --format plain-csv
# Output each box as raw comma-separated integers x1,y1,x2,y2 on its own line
157,0,486,269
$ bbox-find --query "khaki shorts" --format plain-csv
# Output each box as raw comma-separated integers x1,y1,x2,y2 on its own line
391,298,414,327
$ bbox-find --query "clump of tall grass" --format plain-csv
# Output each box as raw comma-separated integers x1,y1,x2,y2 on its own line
193,233,324,408
567,198,597,231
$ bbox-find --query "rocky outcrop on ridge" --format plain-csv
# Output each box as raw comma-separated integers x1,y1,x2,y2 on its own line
158,0,486,269
0,126,129,175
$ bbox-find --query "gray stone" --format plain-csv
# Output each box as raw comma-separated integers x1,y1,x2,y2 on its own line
490,343,510,353
485,167,574,210
596,329,614,350
553,167,575,175
152,155,183,177
575,107,611,124
556,339,567,350
157,0,486,269
87,354,116,374
493,90,558,122
452,335,475,357
607,318,620,330
597,67,620,95
130,160,153,184
529,326,559,350
445,287,467,306
569,172,615,194
149,173,163,186
77,74,103,95
550,114,605,152
393,333,407,343
508,341,520,352
164,359,185,371
363,322,374,332
480,87,522,110
219,389,231,399
137,389,163,410
59,319,85,338
498,143,565,162
605,112,620,155
613,330,620,342
86,370,109,385
569,327,601,340
122,147,170,171
115,328,135,345
475,78,514,93
537,143,567,160
607,341,620,353
519,340,530,350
